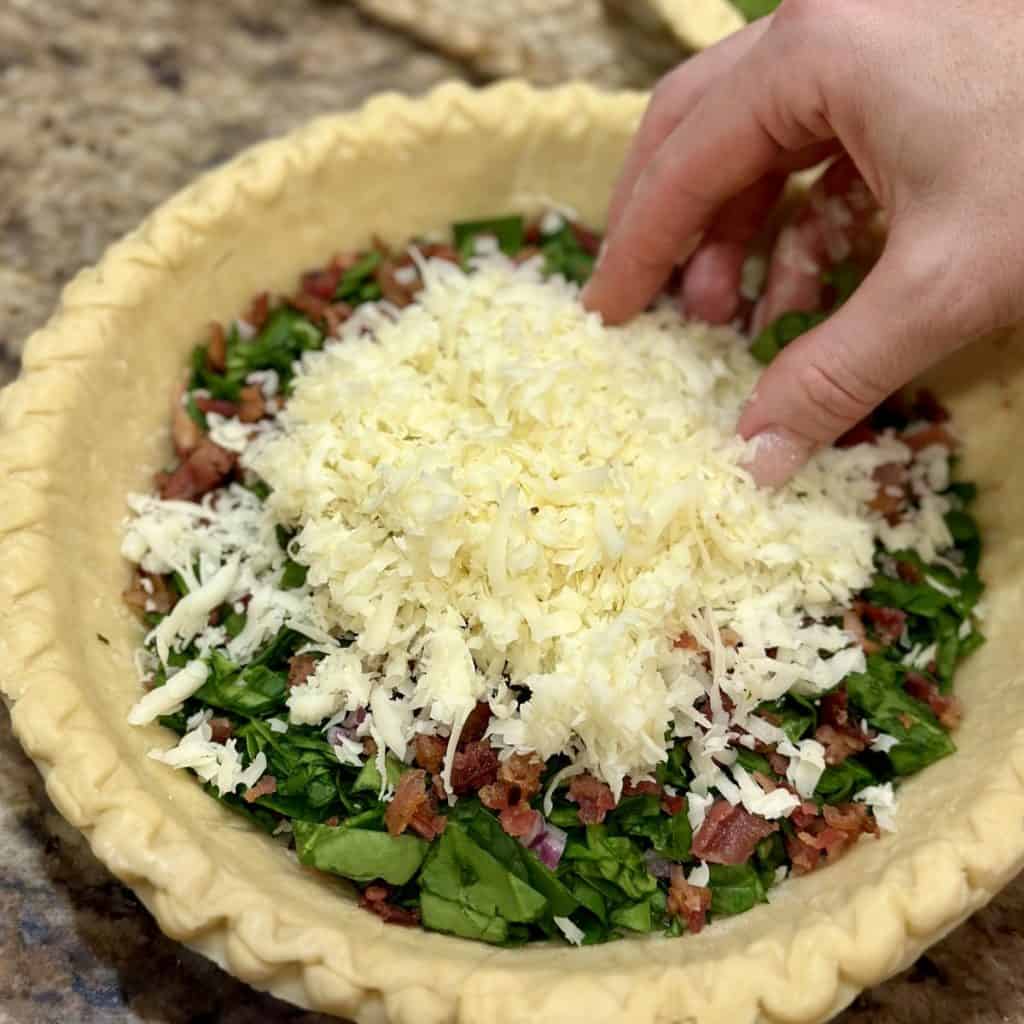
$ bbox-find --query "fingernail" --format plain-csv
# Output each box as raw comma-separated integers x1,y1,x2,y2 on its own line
580,243,605,308
744,427,815,488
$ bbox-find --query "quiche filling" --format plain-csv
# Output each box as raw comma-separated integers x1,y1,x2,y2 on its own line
123,214,983,946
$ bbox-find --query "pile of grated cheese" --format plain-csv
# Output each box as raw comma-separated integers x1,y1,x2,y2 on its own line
126,250,954,821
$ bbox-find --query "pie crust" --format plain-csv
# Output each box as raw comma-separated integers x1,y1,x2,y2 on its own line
2,81,1023,1024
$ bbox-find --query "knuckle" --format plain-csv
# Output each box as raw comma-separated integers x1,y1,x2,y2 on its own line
793,355,885,436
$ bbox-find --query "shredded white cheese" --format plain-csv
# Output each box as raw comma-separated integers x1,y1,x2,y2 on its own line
855,782,899,832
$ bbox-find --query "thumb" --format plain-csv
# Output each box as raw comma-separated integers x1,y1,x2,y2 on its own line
738,234,971,487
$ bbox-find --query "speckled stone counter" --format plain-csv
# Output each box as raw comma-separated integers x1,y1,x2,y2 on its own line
2,2,1023,1022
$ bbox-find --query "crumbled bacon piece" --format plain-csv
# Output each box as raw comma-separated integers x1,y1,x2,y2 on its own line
567,775,617,825
459,702,492,747
820,687,851,729
719,627,741,648
244,292,271,330
361,884,420,927
172,400,203,456
787,801,878,874
869,463,908,525
790,800,821,830
499,753,545,801
413,734,447,775
912,389,951,424
243,774,277,804
691,800,778,865
815,724,869,766
513,245,542,264
499,802,543,839
570,222,602,256
122,570,177,616
904,672,963,730
842,608,878,654
237,385,266,423
816,688,871,765
194,396,239,418
854,600,907,645
208,717,234,743
288,290,331,326
622,779,662,798
903,423,957,453
897,559,923,583
287,654,318,689
667,865,712,934
300,256,351,302
479,782,511,812
450,740,499,794
206,322,227,372
385,770,447,840
661,792,685,816
422,242,459,264
673,632,699,650
376,259,416,308
156,438,237,502
766,750,790,777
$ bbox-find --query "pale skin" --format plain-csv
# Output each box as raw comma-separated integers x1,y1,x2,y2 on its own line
582,0,1024,485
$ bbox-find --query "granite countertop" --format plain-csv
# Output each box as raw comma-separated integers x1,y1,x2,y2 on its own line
1,2,1022,1021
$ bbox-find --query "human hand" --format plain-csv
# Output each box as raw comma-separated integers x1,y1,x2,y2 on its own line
583,0,1024,485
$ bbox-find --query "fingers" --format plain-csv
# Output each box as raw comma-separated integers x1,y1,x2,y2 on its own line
738,236,967,487
606,20,774,239
679,175,786,324
583,32,831,325
752,156,879,333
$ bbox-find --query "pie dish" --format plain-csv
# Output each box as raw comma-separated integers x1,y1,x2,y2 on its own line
2,81,1024,1023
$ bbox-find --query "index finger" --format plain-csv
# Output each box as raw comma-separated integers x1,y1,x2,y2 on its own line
584,41,827,324
606,19,774,238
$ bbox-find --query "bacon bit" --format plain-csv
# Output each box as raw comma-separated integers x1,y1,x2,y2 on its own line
236,385,266,423
836,420,877,448
790,800,821,830
376,259,416,308
673,632,699,650
324,816,341,828
499,753,545,801
363,736,378,756
570,222,602,256
904,672,963,730
194,396,239,418
815,724,869,766
499,802,543,839
767,750,790,776
820,688,851,729
206,322,227,372
661,792,686,816
413,734,447,775
622,779,662,798
208,717,234,743
450,740,499,794
459,702,492,747
422,242,459,264
524,220,543,244
301,263,345,302
244,292,271,330
897,559,923,583
289,290,331,326
869,463,909,525
842,608,878,654
667,864,712,934
787,801,878,874
431,773,447,803
156,438,237,502
361,884,421,927
567,775,617,825
243,774,277,804
385,769,447,840
691,800,778,865
903,423,957,452
513,245,542,264
122,570,177,616
912,389,951,424
287,654,318,689
854,601,907,645
479,782,511,812
172,401,204,456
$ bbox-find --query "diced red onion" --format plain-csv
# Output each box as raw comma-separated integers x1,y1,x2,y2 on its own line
326,708,367,747
518,810,546,848
643,850,673,879
527,822,568,870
